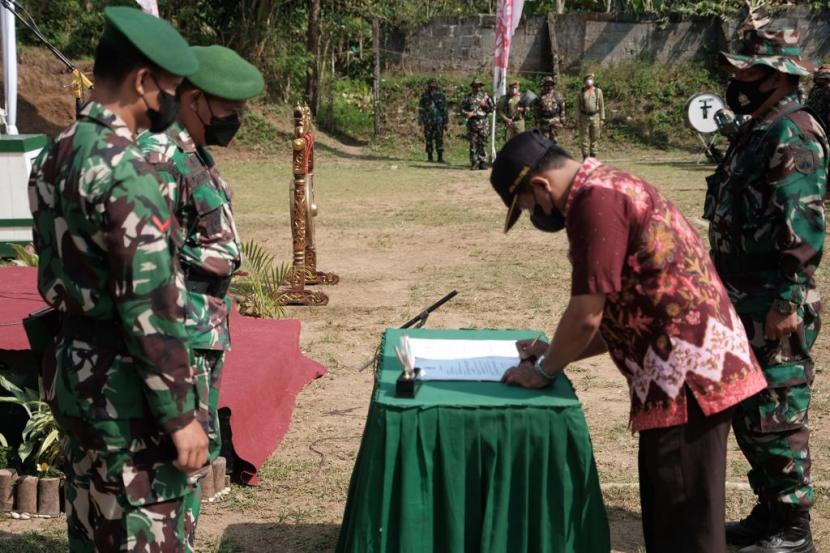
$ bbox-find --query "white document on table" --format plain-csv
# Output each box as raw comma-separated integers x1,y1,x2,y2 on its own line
407,338,521,381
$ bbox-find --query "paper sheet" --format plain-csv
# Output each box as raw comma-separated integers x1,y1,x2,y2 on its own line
407,338,520,381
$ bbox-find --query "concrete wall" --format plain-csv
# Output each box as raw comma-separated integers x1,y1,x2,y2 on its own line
388,9,830,75
386,15,550,74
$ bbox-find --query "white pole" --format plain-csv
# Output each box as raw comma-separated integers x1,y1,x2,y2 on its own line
1,2,18,134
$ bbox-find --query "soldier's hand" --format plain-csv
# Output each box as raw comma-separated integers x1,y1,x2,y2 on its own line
171,419,209,474
764,310,799,340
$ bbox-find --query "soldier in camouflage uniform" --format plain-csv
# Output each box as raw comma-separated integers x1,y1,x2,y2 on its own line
418,79,448,162
577,73,605,159
806,64,830,130
27,7,209,552
497,80,525,141
705,24,826,553
534,75,565,143
138,47,263,513
461,78,494,170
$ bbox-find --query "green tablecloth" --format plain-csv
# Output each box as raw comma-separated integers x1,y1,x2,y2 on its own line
335,328,610,553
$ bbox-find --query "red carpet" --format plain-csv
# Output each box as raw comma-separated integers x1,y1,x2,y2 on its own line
0,267,46,350
221,310,326,485
0,267,325,485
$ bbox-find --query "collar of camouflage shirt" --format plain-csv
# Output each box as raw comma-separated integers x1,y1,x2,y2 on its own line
81,101,136,141
755,92,800,129
169,120,198,154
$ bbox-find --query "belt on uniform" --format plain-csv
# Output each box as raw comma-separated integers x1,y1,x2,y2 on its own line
581,111,599,116
711,252,778,277
185,271,232,298
60,314,125,349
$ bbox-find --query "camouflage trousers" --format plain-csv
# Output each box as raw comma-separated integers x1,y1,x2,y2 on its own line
423,123,445,156
467,122,489,168
536,120,560,143
63,434,200,552
579,114,602,158
181,350,226,518
193,349,226,462
733,301,821,510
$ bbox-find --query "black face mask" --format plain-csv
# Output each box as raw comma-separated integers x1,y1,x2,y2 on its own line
726,70,776,115
199,98,242,147
529,204,565,232
143,74,180,133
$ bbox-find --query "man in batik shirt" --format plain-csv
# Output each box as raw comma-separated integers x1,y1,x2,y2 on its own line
490,131,767,553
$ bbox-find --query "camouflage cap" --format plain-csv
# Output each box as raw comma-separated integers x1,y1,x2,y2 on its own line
187,45,264,100
102,7,198,77
720,27,815,77
427,78,438,87
509,80,520,87
542,76,556,86
471,77,485,87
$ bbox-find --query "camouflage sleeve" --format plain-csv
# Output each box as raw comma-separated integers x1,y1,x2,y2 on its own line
104,167,195,433
484,95,495,114
418,94,427,125
766,118,827,305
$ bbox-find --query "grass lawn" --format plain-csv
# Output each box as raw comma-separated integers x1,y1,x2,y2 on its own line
2,132,828,552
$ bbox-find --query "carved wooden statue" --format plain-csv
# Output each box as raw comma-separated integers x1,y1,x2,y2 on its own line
279,103,339,306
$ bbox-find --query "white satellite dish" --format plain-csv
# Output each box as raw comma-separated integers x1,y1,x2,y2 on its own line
686,92,725,134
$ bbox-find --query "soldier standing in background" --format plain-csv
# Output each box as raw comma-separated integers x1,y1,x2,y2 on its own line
534,75,565,143
461,77,494,170
27,7,208,551
498,80,525,141
806,64,830,130
138,45,264,517
706,24,826,553
577,73,605,159
418,79,448,162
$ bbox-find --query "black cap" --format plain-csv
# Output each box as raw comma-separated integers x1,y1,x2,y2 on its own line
490,130,563,233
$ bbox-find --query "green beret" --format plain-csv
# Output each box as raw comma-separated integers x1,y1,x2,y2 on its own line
103,7,197,77
187,46,265,101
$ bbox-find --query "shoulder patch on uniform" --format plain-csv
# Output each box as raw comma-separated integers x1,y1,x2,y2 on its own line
793,147,818,174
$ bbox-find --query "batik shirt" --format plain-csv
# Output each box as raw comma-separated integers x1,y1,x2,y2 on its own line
28,102,194,433
565,158,767,431
138,122,242,351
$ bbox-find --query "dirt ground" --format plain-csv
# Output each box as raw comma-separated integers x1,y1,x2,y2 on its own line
0,53,828,551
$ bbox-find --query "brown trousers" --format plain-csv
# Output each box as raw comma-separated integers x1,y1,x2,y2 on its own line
638,388,733,553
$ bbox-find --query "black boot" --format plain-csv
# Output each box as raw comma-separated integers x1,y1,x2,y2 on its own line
427,150,433,162
727,502,772,546
740,507,815,553
437,151,444,163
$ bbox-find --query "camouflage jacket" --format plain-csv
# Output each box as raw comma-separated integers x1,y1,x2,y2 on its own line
28,101,195,433
138,122,242,351
461,91,494,130
535,90,566,126
498,94,524,124
418,90,448,127
577,87,605,121
704,94,828,314
806,86,830,131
